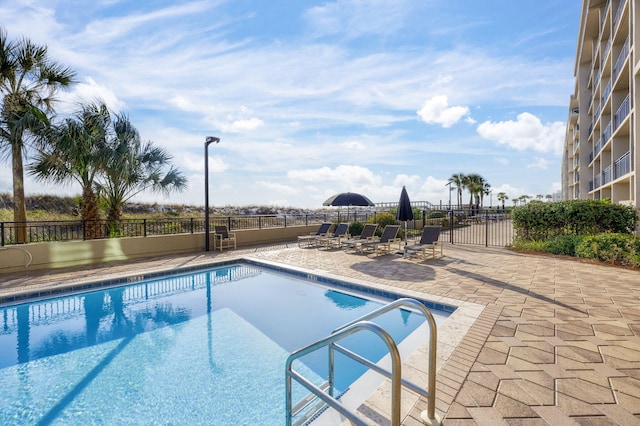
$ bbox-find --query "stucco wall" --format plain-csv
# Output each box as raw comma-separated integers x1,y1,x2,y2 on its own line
0,225,318,273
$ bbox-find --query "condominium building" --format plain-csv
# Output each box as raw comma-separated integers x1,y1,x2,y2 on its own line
562,0,637,211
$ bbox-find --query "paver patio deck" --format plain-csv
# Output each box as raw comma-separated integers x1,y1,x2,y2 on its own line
1,242,639,425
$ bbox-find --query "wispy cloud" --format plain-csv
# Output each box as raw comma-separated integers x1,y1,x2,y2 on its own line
0,0,579,207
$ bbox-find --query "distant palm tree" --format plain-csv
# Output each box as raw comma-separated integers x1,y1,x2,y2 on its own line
497,192,508,210
545,194,553,202
448,173,465,208
0,28,75,242
96,112,188,221
30,101,110,238
481,182,491,207
536,194,543,201
464,173,484,209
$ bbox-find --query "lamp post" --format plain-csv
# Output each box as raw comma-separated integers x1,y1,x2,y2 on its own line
445,181,453,210
204,136,220,251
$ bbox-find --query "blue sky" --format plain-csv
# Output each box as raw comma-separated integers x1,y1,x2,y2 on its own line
1,0,581,209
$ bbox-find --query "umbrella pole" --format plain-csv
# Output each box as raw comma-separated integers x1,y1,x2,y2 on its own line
398,220,408,256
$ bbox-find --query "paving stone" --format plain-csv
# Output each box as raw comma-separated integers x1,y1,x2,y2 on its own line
3,241,640,425
493,393,538,418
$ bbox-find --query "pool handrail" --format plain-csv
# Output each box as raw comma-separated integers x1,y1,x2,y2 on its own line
285,297,441,426
331,297,440,425
285,320,401,426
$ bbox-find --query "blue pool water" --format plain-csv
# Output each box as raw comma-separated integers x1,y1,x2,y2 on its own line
0,262,450,425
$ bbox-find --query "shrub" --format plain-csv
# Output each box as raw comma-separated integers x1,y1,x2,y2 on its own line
512,199,637,241
348,221,364,237
511,239,548,252
575,233,639,266
368,213,397,236
544,234,585,256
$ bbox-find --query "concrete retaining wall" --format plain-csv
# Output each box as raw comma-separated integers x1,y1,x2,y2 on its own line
0,225,318,273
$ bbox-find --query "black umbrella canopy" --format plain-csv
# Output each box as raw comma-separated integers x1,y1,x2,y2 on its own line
323,192,374,207
396,186,414,222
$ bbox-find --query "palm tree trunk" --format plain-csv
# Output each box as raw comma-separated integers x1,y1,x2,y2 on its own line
11,141,27,244
81,186,102,239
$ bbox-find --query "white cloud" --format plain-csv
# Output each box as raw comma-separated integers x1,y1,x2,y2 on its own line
304,0,411,39
287,165,382,187
59,77,125,113
256,181,298,195
341,140,366,150
222,117,265,133
393,174,421,187
416,95,471,128
527,157,549,169
206,156,229,173
476,112,565,154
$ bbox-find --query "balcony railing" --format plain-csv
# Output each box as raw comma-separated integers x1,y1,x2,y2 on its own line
594,174,601,189
614,0,627,32
613,36,630,82
602,81,611,104
614,151,631,178
602,122,612,143
602,39,611,61
614,94,631,129
594,137,602,156
602,166,612,185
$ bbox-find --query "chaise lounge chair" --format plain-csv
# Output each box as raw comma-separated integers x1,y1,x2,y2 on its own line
359,225,401,255
317,223,350,249
297,222,332,248
404,226,443,260
341,223,378,252
214,225,237,251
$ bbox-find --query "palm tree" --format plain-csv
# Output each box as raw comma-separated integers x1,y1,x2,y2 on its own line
497,192,508,210
545,194,553,202
30,101,110,238
464,173,484,211
0,28,75,242
536,194,543,201
96,112,188,222
481,182,491,207
448,173,465,208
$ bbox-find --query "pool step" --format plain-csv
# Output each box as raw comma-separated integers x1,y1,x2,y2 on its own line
291,381,331,426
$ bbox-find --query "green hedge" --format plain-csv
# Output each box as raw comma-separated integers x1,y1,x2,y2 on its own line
575,233,640,266
512,199,637,241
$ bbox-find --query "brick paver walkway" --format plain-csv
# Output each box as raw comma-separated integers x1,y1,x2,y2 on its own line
1,242,639,425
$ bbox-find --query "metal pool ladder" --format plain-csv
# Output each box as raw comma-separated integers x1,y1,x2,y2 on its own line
285,298,441,426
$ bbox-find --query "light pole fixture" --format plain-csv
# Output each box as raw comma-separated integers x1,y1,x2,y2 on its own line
445,181,453,209
204,136,220,252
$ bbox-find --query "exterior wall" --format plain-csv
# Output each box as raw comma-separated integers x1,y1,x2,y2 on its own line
563,0,638,222
0,225,318,273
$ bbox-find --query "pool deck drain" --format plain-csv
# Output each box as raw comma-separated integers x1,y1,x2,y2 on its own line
1,242,640,425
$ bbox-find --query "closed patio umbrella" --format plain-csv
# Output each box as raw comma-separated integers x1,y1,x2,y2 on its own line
396,186,413,249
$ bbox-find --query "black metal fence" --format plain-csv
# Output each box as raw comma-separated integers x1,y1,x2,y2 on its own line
0,207,514,247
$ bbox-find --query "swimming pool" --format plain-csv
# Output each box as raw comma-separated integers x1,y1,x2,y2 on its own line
0,261,451,425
